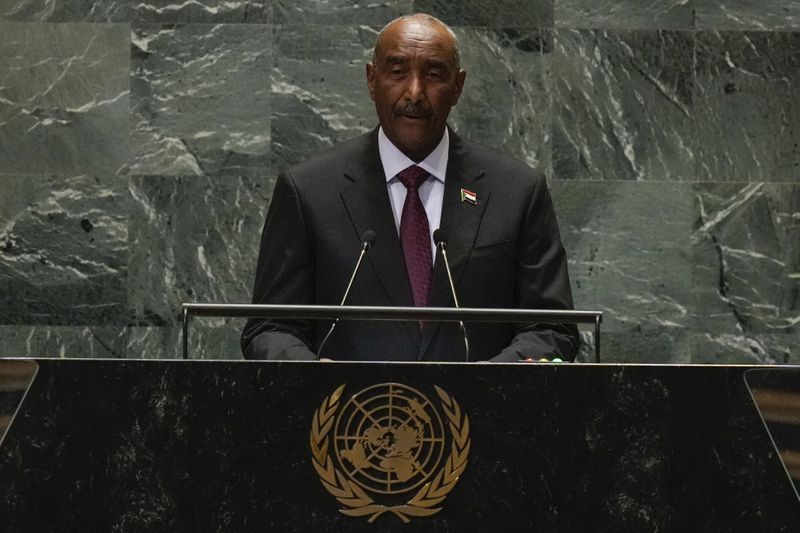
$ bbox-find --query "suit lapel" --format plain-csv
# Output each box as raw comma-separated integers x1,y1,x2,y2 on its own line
339,131,420,346
420,131,491,359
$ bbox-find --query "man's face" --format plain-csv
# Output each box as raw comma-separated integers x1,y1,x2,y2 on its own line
366,19,466,162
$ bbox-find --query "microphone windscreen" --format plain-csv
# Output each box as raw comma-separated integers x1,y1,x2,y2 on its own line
433,228,448,246
360,230,377,247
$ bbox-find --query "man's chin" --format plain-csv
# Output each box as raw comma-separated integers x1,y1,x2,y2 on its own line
395,138,438,161
383,123,443,160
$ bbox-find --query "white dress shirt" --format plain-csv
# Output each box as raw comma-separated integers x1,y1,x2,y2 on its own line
378,127,448,261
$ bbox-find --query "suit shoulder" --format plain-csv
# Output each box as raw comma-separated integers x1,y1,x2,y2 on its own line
463,142,547,198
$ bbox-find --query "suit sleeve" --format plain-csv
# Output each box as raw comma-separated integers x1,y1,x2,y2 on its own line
240,171,318,360
490,174,580,362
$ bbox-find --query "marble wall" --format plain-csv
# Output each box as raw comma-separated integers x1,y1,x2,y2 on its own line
0,1,797,362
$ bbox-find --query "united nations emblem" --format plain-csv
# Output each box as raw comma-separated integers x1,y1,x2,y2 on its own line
310,383,471,523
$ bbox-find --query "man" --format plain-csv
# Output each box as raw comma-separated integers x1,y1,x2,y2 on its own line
241,14,579,362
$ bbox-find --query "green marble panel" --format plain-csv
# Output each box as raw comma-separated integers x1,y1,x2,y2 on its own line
271,24,376,171
0,0,271,22
577,330,693,364
554,0,695,30
126,321,245,359
275,0,412,25
130,24,271,176
133,1,271,23
0,174,128,325
692,183,800,336
588,330,800,365
0,22,129,175
551,181,694,335
0,326,127,357
414,0,554,28
551,29,695,181
127,175,269,327
449,28,551,170
695,0,800,30
0,0,128,22
694,32,800,181
690,332,800,364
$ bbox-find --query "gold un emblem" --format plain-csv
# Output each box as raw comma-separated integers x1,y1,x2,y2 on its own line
310,383,471,523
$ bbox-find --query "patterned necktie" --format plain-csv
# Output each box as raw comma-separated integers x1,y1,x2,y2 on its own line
397,165,432,307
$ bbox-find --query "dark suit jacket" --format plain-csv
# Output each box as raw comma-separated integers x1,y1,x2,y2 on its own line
241,128,579,362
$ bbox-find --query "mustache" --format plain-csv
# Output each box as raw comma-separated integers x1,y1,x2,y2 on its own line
395,102,430,117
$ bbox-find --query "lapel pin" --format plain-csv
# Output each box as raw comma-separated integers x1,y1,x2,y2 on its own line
460,188,478,205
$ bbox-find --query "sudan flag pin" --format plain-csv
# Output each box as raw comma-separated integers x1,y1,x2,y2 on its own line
460,188,478,205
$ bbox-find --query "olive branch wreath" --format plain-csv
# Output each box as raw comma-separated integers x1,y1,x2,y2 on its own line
310,384,471,523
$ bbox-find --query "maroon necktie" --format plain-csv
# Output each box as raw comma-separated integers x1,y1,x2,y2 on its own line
397,165,432,307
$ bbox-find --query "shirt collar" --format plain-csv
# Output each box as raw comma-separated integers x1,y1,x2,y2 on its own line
378,127,449,184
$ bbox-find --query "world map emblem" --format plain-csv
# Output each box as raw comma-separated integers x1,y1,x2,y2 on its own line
310,383,471,523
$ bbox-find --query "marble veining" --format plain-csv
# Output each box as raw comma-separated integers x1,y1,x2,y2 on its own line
449,28,551,169
692,183,800,335
271,24,377,171
414,0,554,28
0,0,128,22
0,325,127,357
130,24,271,176
695,0,800,30
275,0,411,25
0,22,129,175
126,322,245,359
0,0,271,23
551,29,695,181
133,0,271,23
691,332,800,364
0,174,128,325
127,175,269,327
694,31,800,181
551,181,694,334
555,0,695,30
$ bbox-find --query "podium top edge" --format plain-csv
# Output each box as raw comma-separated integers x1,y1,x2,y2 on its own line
1,357,796,369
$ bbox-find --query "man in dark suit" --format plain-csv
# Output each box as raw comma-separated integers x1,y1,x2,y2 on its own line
241,14,579,362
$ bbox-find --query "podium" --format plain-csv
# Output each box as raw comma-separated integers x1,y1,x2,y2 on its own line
1,359,799,532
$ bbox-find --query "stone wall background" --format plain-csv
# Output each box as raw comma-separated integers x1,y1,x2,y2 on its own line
0,1,797,362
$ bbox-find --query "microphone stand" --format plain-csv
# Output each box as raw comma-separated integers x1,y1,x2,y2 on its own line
434,229,469,362
316,231,375,359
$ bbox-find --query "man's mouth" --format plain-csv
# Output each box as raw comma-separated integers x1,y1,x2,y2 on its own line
395,105,430,119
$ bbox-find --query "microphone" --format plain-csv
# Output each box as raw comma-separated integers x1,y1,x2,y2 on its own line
433,229,469,362
316,230,376,360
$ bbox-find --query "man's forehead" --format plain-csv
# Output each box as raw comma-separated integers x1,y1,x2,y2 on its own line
376,20,456,62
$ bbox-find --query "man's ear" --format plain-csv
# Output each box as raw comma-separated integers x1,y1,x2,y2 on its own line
451,69,467,106
366,62,377,102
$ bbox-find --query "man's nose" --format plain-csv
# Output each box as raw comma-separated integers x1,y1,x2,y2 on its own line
404,73,425,102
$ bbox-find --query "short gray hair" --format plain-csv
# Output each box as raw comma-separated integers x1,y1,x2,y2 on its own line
371,14,462,70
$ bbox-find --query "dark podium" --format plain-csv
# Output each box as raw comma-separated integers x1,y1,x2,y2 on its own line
1,359,799,532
